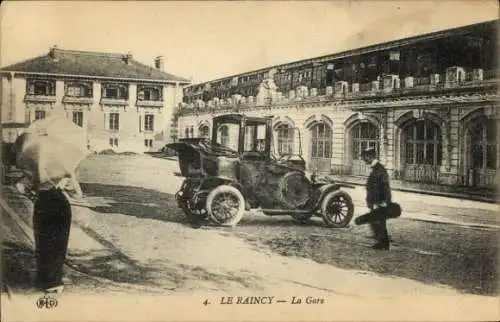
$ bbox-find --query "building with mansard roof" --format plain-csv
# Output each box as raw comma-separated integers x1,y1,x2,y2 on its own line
0,47,190,153
177,20,498,190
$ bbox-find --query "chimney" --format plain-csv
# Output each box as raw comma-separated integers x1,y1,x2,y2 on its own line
49,45,59,60
124,52,133,65
154,56,164,70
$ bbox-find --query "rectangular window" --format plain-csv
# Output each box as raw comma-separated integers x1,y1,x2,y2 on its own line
144,114,154,131
425,143,435,165
109,113,119,131
487,120,497,142
65,82,92,97
67,86,83,97
35,110,46,120
352,143,360,160
102,84,128,99
486,144,496,169
137,86,162,101
34,83,47,95
72,111,83,127
405,144,414,164
416,143,425,164
109,138,118,147
311,142,318,158
471,145,484,168
27,79,55,96
106,88,118,98
144,139,153,148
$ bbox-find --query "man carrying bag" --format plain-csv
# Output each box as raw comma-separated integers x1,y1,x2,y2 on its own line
357,147,394,250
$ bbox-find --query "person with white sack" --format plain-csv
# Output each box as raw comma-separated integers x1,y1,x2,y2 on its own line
13,116,90,294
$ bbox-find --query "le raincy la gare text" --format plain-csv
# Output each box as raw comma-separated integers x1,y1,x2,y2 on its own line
220,296,325,305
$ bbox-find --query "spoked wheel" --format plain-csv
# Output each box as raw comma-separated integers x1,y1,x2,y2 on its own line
321,190,354,228
206,185,245,227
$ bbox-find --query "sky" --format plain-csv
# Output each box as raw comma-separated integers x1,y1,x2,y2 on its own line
0,1,497,83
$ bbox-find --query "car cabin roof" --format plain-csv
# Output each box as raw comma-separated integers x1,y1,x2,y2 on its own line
213,113,273,125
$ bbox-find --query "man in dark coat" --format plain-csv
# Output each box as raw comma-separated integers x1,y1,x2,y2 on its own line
361,147,392,250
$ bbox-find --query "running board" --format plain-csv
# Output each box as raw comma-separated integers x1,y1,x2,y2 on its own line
257,209,312,215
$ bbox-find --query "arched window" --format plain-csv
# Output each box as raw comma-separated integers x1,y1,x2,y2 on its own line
352,122,379,160
276,124,294,155
311,122,332,159
403,120,442,166
469,118,497,170
199,125,210,138
219,125,229,147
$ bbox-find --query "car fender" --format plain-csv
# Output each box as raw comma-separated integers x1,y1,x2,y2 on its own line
199,176,249,209
308,183,355,210
200,176,240,190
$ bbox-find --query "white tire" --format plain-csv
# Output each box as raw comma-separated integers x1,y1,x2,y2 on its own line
206,185,245,227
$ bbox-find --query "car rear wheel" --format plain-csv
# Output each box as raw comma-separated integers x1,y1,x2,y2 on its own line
321,190,354,228
206,185,245,227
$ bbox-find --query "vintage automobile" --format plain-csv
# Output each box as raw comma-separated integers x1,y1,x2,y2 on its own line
166,113,355,228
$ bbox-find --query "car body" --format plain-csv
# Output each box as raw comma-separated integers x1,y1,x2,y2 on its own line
166,113,355,227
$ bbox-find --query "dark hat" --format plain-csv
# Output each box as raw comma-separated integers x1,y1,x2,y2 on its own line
361,147,377,157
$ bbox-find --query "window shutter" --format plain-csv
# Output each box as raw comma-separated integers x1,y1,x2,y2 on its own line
104,113,109,130
139,115,143,132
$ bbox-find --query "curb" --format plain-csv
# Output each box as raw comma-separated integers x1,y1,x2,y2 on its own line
0,198,35,244
335,180,499,204
0,193,168,294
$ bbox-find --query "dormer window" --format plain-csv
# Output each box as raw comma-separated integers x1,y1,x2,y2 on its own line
102,83,128,99
27,79,55,96
65,81,92,97
137,85,163,101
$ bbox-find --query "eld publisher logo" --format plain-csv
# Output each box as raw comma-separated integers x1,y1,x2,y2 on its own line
36,295,58,309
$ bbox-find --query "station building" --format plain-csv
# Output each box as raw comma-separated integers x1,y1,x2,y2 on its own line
177,20,499,190
0,47,190,153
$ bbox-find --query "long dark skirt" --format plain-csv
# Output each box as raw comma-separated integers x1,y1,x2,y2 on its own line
33,188,72,290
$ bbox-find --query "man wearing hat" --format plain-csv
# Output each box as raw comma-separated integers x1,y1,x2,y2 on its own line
361,147,392,250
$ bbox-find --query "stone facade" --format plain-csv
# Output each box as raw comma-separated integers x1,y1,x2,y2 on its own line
0,49,188,153
176,20,498,189
176,69,498,189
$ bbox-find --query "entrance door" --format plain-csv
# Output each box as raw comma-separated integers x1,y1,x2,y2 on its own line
310,122,332,173
350,122,379,176
401,119,442,183
467,117,497,187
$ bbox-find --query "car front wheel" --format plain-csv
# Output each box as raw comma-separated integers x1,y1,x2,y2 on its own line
320,190,354,228
206,185,245,227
